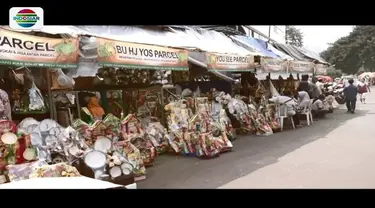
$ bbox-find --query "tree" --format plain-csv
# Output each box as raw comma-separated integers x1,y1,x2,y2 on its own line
326,66,342,78
285,26,304,47
320,26,375,74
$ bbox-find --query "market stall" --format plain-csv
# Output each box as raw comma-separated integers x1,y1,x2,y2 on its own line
0,25,332,187
0,27,80,125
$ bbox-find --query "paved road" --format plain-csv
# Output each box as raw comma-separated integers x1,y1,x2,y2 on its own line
139,91,374,189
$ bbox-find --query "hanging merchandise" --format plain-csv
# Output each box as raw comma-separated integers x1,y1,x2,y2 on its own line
11,70,48,114
50,68,75,90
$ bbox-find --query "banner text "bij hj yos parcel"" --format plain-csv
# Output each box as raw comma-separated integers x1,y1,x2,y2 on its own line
96,38,189,71
0,28,79,68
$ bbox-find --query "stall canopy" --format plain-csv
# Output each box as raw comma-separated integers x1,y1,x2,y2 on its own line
272,43,311,61
230,35,280,59
7,26,259,81
74,26,261,74
272,42,329,65
256,39,294,61
295,47,329,65
55,26,260,56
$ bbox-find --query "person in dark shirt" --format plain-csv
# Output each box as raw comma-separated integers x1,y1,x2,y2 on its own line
343,79,358,114
298,75,311,97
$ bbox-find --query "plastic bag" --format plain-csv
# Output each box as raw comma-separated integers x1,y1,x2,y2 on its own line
28,82,46,111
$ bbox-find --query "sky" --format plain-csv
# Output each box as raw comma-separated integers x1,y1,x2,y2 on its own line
295,26,354,53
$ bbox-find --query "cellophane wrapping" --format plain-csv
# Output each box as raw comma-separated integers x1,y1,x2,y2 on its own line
121,114,155,166
145,122,169,154
113,141,146,178
228,98,253,131
29,163,80,178
6,160,48,182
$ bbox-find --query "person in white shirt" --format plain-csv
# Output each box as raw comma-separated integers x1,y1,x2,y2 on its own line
316,79,325,92
282,91,302,127
269,95,296,116
311,94,328,118
295,90,311,111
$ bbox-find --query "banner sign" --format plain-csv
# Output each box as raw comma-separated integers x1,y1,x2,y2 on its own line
261,57,287,73
205,52,255,71
315,64,328,75
289,61,314,73
0,28,79,68
96,38,189,71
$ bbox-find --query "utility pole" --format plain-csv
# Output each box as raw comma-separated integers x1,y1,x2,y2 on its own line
285,25,288,44
268,26,271,42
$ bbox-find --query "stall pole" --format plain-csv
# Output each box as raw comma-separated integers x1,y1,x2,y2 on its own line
46,70,56,120
160,86,165,125
75,91,81,119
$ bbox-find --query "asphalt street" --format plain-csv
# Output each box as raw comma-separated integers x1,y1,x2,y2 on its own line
139,90,375,189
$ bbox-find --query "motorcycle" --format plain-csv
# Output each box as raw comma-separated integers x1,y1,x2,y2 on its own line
333,88,346,104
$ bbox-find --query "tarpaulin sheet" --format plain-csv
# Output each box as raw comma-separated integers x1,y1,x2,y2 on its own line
256,39,294,61
231,35,280,59
272,43,311,61
296,47,329,65
73,26,261,56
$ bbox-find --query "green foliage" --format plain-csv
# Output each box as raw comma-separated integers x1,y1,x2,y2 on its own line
320,26,375,74
326,66,342,78
285,26,304,47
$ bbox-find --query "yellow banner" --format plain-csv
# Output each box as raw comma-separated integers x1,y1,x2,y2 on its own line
315,64,328,75
0,28,79,68
96,38,189,71
289,61,314,73
205,52,255,71
261,57,288,73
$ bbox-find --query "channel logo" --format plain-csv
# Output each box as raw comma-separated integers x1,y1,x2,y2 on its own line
9,7,44,30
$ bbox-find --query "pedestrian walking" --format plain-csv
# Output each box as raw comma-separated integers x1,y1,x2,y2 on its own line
357,81,368,104
343,79,358,114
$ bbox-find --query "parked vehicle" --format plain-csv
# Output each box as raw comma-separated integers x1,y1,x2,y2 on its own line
334,88,346,104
